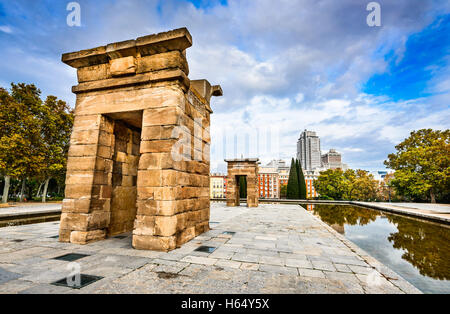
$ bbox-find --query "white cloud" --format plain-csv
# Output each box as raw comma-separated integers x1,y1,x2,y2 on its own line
0,25,13,34
1,0,449,172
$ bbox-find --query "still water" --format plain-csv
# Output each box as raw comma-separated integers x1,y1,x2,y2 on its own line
301,204,450,294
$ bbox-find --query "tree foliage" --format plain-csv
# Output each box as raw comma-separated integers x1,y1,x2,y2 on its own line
314,168,378,201
384,129,449,203
286,158,299,199
0,83,74,203
296,159,307,199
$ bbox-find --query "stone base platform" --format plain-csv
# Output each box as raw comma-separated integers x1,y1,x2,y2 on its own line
0,203,420,294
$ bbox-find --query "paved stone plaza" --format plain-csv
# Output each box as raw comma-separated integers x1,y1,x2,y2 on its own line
0,203,420,294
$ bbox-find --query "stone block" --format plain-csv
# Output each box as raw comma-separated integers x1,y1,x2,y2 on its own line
137,51,188,74
70,129,101,145
110,56,136,77
66,156,97,172
142,107,182,127
77,64,109,83
58,229,71,242
136,199,157,216
65,172,95,186
154,215,178,236
72,115,101,131
62,198,91,214
132,234,177,251
68,144,98,157
140,139,177,153
176,226,195,247
65,184,93,199
195,221,210,236
133,214,156,236
70,230,106,244
137,187,155,200
137,169,162,187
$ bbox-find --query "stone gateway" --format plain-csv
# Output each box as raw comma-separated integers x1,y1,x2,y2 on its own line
59,28,222,251
225,159,259,207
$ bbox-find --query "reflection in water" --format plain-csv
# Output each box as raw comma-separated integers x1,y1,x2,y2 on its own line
386,214,450,281
303,204,450,293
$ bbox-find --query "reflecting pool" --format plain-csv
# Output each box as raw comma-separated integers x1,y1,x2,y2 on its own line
301,204,450,294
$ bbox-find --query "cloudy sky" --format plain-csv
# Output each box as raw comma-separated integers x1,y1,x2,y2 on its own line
0,0,449,172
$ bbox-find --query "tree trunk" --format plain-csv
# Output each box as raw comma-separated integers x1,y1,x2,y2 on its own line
2,175,10,203
19,179,26,202
430,190,436,204
36,181,44,197
42,178,50,203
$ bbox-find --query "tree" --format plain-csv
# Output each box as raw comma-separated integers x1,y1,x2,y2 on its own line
286,158,299,199
0,84,44,202
38,96,73,202
384,129,450,203
314,169,349,200
0,83,73,203
296,159,307,199
347,169,378,201
280,184,287,199
314,168,379,201
376,172,401,202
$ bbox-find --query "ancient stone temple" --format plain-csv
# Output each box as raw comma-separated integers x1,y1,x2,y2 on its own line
225,159,259,207
59,28,222,251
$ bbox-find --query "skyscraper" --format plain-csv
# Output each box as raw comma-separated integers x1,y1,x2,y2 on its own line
297,130,321,171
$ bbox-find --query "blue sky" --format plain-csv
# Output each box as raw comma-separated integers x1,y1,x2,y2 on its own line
364,14,450,101
0,0,449,172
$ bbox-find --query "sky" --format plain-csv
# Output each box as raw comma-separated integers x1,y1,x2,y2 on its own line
0,0,449,173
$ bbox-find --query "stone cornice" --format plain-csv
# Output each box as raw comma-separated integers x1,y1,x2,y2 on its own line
72,69,190,94
62,28,192,69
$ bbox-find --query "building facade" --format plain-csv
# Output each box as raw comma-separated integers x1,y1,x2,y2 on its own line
297,130,321,171
258,167,279,199
321,149,348,170
304,169,320,198
266,159,290,186
210,173,227,198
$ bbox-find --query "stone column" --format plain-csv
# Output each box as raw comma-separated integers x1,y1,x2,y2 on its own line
132,94,186,251
60,115,114,243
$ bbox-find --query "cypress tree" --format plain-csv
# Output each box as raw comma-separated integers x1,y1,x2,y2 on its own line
287,158,299,199
297,159,307,199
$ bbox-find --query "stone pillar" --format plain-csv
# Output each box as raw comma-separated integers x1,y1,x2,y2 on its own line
59,28,222,250
60,115,114,243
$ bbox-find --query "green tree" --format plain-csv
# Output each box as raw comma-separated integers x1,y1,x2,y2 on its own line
296,159,307,199
38,96,73,202
287,158,299,199
346,169,378,201
315,168,379,201
314,169,349,200
384,129,450,203
0,84,44,202
280,184,287,199
0,83,73,203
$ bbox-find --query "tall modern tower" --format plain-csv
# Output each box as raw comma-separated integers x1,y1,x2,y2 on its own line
297,130,321,171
